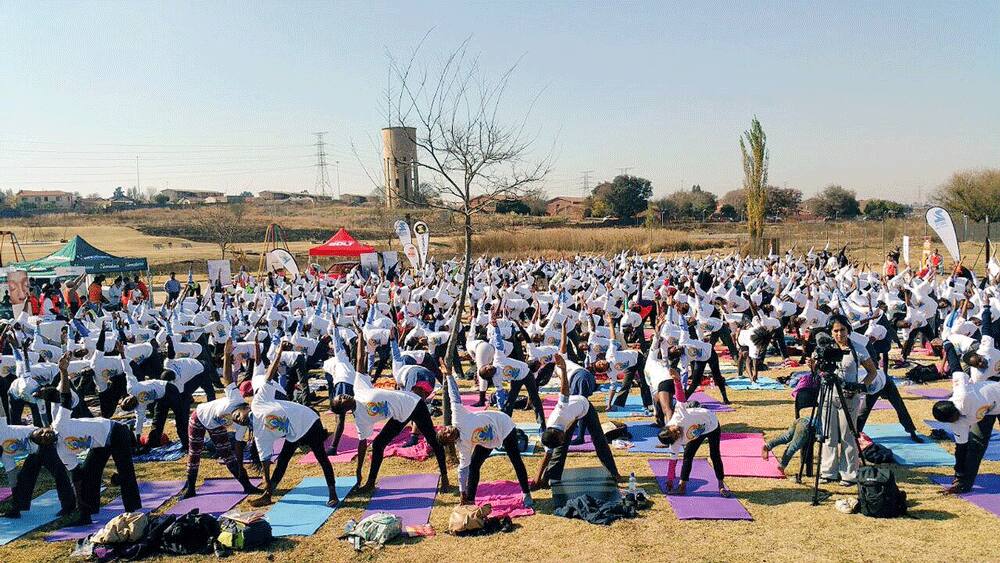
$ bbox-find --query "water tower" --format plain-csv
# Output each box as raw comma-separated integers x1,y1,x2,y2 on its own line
381,127,418,208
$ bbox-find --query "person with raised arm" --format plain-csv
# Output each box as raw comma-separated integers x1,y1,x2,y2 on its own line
534,354,621,490
436,370,532,507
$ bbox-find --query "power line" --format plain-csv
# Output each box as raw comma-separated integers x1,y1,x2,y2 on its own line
313,132,333,196
580,170,594,195
618,166,634,176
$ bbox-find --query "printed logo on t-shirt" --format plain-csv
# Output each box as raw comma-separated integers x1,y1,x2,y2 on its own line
686,424,706,440
39,350,53,361
1,437,29,455
471,425,495,445
64,435,93,452
263,414,290,434
500,365,518,381
136,390,158,404
976,404,991,421
99,369,113,386
365,401,390,418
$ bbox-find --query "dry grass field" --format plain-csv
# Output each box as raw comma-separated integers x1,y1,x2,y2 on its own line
0,353,995,562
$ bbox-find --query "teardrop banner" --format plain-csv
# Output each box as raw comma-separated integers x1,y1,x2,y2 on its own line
403,243,421,270
925,206,961,262
413,220,430,268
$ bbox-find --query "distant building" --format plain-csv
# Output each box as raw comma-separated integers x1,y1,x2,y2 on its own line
16,189,75,210
339,194,369,206
258,190,332,202
160,188,225,204
546,196,587,220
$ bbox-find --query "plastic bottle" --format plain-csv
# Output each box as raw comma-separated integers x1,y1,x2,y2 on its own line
628,472,637,493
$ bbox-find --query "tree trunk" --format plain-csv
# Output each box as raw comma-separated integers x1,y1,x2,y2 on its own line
440,211,474,463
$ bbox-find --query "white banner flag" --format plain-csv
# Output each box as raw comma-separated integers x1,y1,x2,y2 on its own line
925,206,961,262
394,220,412,248
403,243,420,270
902,235,910,266
413,220,429,268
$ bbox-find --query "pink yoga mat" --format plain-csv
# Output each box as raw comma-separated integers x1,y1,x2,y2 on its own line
460,394,488,412
298,423,418,465
475,480,534,518
719,433,768,457
722,455,785,478
0,488,10,503
650,459,751,520
906,386,951,400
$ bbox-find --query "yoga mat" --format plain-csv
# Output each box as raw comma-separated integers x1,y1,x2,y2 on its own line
567,432,596,453
650,458,752,520
725,376,784,391
688,391,735,413
722,455,786,478
925,420,1000,461
551,467,621,510
133,441,185,463
542,395,559,417
929,474,1000,517
166,478,262,517
266,476,356,537
298,423,416,465
625,421,673,454
905,386,951,399
719,433,770,457
0,489,63,546
460,393,487,412
490,423,539,457
0,488,10,503
46,480,185,542
606,394,648,419
872,399,892,411
864,424,953,466
475,480,534,518
362,473,439,531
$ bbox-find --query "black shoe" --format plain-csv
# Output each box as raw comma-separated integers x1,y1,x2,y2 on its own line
56,507,75,517
73,514,93,526
909,432,924,443
0,509,21,519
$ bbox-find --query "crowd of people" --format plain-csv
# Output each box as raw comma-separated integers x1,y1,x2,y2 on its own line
0,246,997,531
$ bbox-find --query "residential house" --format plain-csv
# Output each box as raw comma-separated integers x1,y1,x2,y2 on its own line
15,190,75,210
159,188,225,204
545,196,588,220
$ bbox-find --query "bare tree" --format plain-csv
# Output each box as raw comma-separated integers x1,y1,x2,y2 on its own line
376,36,551,428
192,202,248,259
740,116,768,256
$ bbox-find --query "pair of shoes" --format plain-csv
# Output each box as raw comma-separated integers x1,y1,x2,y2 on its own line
839,480,856,487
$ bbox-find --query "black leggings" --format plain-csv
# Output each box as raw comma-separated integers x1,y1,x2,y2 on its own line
856,377,916,434
466,430,530,502
544,404,619,483
680,426,724,483
955,414,997,489
148,384,191,449
367,401,447,487
11,444,76,512
79,423,140,514
685,351,730,403
613,366,653,409
502,375,546,428
270,419,336,492
98,374,127,418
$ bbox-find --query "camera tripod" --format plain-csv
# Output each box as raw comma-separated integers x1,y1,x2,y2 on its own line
797,371,867,505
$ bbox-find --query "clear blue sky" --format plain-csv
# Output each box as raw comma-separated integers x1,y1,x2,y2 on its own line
2,1,998,202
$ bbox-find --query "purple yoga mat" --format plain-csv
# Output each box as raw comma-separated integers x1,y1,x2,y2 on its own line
166,478,262,516
871,399,892,411
0,488,10,503
46,480,184,542
906,386,951,399
362,473,439,528
687,391,735,413
567,433,596,452
929,474,1000,517
649,459,751,520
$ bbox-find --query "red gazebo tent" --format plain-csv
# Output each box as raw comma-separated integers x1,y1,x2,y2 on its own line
308,227,375,258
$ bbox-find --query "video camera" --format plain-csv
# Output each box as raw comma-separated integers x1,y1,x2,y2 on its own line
812,332,868,393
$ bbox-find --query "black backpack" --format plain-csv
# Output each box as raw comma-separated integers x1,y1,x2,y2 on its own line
861,443,894,464
856,466,907,518
160,509,220,555
905,364,941,384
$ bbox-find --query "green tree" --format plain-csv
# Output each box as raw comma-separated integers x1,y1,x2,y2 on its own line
933,169,1000,221
590,174,652,222
496,200,531,214
807,185,861,219
654,186,717,221
740,117,768,255
717,203,739,220
113,186,126,199
863,198,912,219
153,193,169,205
721,185,801,219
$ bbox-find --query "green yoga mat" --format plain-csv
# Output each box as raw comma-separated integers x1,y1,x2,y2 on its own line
551,467,621,509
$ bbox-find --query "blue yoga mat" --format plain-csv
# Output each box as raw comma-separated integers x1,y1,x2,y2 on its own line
606,395,648,419
725,376,783,391
489,423,539,457
133,442,186,463
625,421,675,454
266,476,356,537
0,489,63,546
864,424,953,466
925,420,1000,461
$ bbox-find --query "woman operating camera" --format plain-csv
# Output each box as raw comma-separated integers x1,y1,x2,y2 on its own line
818,314,878,486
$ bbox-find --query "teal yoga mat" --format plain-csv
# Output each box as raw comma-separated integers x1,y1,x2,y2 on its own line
266,476,356,537
864,424,953,466
0,489,63,546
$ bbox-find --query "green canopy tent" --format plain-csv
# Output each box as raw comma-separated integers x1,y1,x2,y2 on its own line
7,235,148,278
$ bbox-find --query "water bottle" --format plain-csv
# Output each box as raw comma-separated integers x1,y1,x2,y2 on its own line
628,472,637,494
344,519,356,535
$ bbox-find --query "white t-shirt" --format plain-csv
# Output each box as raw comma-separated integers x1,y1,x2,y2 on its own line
126,374,168,430
546,394,591,432
250,383,319,460
0,418,37,472
950,375,1000,444
446,377,515,469
196,383,249,441
493,355,531,382
352,373,419,441
163,357,204,390
665,402,719,454
51,405,113,469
